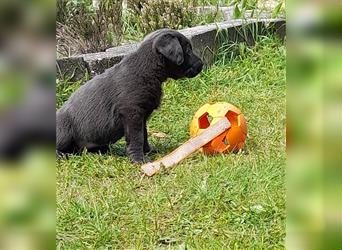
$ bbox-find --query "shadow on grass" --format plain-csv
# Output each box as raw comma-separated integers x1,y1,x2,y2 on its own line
104,137,179,161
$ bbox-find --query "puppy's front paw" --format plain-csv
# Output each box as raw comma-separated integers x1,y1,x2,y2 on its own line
129,154,151,164
144,144,157,155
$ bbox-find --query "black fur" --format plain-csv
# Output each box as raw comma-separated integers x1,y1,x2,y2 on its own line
56,29,203,163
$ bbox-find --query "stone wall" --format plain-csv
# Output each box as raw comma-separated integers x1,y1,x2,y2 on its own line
56,18,285,81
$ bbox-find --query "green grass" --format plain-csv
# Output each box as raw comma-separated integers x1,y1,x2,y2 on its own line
57,35,286,249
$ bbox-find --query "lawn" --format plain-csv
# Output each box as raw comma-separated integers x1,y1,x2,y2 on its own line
56,35,286,249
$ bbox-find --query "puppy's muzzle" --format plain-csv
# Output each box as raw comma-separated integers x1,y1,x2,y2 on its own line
186,60,203,78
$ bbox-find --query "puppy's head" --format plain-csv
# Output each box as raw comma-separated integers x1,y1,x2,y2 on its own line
151,29,203,79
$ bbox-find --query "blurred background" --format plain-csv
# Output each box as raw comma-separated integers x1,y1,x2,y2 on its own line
287,0,342,249
0,0,55,249
0,0,341,249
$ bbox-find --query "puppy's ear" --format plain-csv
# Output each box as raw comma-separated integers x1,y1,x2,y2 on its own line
153,34,184,65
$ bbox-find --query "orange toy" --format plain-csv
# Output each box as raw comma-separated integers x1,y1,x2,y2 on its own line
190,102,247,153
141,102,247,176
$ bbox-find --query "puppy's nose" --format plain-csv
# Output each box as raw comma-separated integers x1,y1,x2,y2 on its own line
195,60,203,72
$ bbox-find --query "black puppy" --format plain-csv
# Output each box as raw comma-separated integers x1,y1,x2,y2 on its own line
56,28,203,163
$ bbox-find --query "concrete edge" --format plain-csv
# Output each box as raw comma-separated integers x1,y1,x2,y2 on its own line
56,18,285,82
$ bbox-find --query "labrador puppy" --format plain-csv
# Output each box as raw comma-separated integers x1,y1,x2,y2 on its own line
56,28,203,163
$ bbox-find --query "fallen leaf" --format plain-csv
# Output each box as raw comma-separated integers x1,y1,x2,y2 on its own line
250,204,266,213
158,237,178,245
150,131,168,138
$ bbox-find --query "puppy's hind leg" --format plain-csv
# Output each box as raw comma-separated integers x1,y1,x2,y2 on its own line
85,143,110,154
56,112,77,155
83,127,125,154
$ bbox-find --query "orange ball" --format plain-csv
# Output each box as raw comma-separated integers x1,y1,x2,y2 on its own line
190,102,247,154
